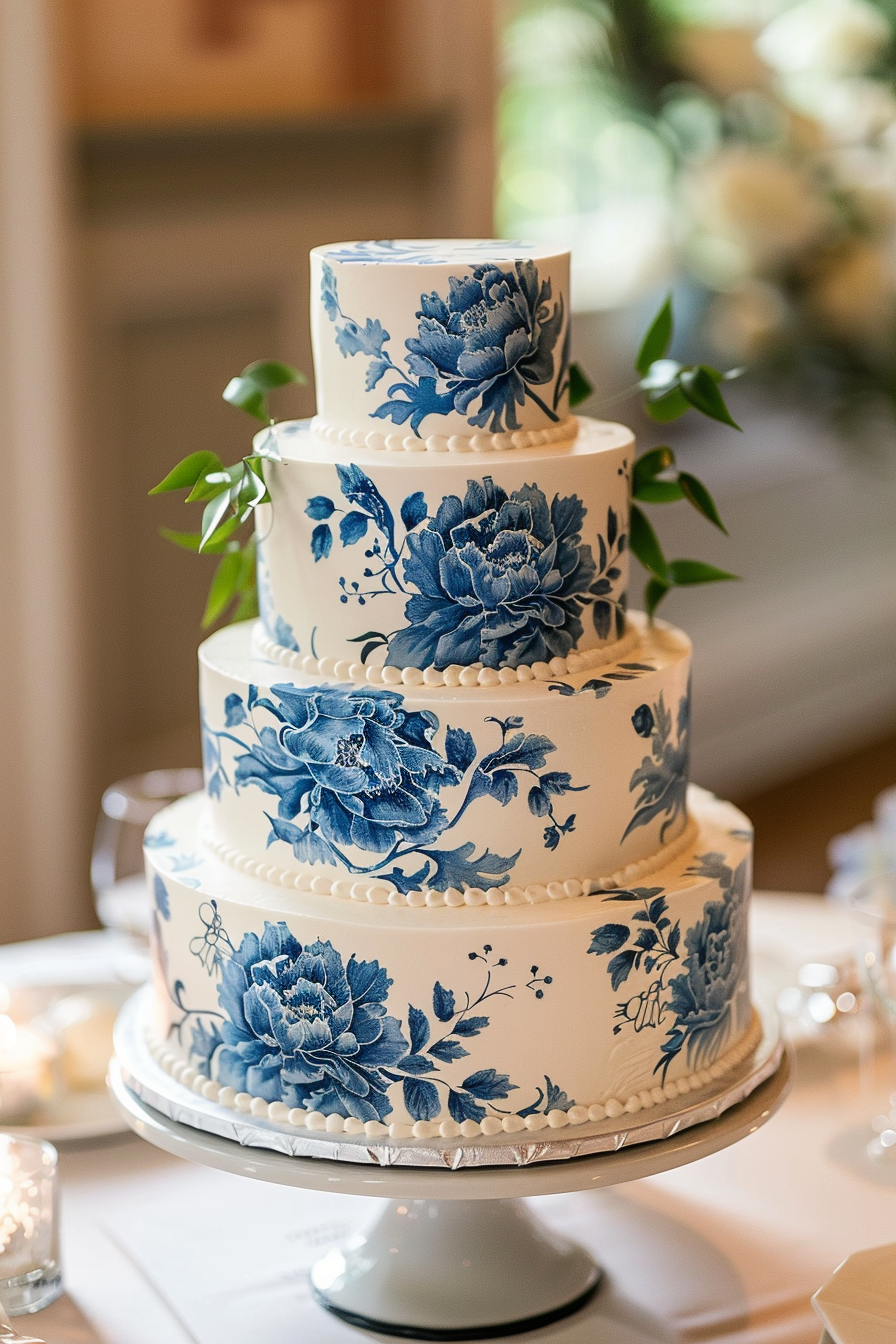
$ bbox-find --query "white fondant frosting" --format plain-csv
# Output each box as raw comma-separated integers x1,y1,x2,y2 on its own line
198,613,692,893
253,415,633,672
145,785,755,1132
143,238,758,1156
310,241,570,442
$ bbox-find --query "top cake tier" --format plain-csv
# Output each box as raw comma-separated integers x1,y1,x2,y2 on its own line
310,240,572,447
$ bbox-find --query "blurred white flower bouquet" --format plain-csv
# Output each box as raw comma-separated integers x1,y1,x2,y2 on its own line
499,0,896,422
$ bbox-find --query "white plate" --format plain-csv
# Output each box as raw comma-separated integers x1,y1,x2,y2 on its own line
4,1081,126,1142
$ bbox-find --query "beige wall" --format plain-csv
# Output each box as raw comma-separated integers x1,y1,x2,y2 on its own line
0,0,497,943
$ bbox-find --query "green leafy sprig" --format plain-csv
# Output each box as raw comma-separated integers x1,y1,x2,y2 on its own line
149,360,305,628
571,297,740,619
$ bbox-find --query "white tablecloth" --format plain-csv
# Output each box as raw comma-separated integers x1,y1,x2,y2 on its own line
6,895,895,1344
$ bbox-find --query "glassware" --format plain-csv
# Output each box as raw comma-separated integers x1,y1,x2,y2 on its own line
0,1136,61,1316
850,873,896,1162
91,769,202,937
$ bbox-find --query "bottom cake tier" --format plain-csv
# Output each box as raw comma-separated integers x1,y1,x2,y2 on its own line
144,785,755,1140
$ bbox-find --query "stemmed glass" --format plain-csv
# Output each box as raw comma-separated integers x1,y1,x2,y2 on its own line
850,872,896,1163
91,769,202,937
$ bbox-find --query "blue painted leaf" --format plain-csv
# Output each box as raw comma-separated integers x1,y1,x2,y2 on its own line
485,770,518,806
545,1077,573,1111
452,1016,488,1037
635,927,658,952
379,862,432,896
428,1038,469,1063
444,728,476,773
373,376,455,436
548,682,576,697
247,684,259,710
305,496,335,520
516,1088,545,1117
365,356,392,391
607,506,618,548
223,692,246,727
403,1077,440,1122
544,825,560,851
581,679,612,698
648,895,669,925
667,923,681,956
335,316,388,359
408,1005,430,1054
588,924,629,955
540,771,574,797
311,523,332,562
398,1053,436,1075
400,491,428,531
461,1068,516,1100
207,769,224,800
265,814,335,866
528,786,549,818
339,511,369,545
593,600,612,640
432,981,456,1022
608,949,638,991
153,874,170,920
448,1089,485,1123
190,1019,222,1072
424,842,519,892
335,463,394,539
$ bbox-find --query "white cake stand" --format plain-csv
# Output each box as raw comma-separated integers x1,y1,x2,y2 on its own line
109,1016,791,1340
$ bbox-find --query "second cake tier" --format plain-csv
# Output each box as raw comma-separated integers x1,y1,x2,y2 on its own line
199,613,692,898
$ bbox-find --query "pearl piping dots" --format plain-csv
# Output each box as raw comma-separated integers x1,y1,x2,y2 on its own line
202,816,699,909
147,1011,762,1144
309,414,579,455
252,622,641,690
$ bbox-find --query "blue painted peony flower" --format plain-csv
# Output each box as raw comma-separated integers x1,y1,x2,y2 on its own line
387,476,596,670
400,262,564,433
234,684,461,857
663,857,748,1071
215,922,409,1120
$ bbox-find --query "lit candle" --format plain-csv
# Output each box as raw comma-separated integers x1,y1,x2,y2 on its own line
0,1015,57,1126
0,1135,62,1314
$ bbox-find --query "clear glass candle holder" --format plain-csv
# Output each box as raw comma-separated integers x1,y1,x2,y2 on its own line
851,873,896,1163
0,1135,61,1315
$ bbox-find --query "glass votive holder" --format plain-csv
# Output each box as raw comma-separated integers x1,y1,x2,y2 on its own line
0,1135,61,1315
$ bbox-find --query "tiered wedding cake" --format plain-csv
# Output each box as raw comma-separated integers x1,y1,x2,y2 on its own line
144,240,757,1144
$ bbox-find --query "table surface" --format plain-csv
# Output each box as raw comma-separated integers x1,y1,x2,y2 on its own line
4,893,893,1344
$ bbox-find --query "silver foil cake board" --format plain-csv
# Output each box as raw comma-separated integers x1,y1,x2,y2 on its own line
114,987,785,1170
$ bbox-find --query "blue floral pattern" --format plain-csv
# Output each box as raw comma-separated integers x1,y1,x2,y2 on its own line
586,854,749,1081
204,689,586,890
624,688,691,843
323,240,530,265
321,259,566,434
304,469,627,670
185,918,570,1124
658,854,750,1078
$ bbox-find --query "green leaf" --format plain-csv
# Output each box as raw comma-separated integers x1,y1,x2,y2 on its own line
667,559,739,585
678,472,728,533
231,586,259,623
636,295,673,377
197,515,242,553
252,428,283,462
632,446,677,499
149,451,222,496
634,479,685,503
644,385,691,423
199,490,233,551
629,505,668,578
679,366,741,430
568,362,594,408
186,463,241,504
645,575,671,619
202,548,242,628
222,359,306,424
159,527,203,551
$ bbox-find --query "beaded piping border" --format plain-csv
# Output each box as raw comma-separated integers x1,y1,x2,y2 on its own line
147,1010,762,1144
252,622,641,690
308,414,579,455
200,816,699,909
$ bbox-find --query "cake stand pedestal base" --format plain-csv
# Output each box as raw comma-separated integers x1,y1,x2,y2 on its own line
109,1049,791,1341
309,1197,600,1339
